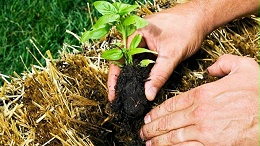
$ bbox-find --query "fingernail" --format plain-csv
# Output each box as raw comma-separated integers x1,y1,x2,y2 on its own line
146,140,152,146
145,87,157,101
144,114,151,124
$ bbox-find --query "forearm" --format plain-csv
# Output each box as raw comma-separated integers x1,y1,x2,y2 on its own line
162,0,258,38
193,0,259,33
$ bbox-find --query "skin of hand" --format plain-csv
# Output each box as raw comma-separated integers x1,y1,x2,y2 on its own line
107,2,210,101
107,0,259,102
139,54,259,146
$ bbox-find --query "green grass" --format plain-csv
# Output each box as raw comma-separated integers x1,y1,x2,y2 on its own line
0,0,147,85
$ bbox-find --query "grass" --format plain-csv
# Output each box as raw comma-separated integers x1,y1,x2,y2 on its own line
0,0,147,85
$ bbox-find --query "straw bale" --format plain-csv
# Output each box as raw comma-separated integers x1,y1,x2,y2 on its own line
0,0,259,145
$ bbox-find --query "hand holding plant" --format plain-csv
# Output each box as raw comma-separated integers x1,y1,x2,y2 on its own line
81,1,157,117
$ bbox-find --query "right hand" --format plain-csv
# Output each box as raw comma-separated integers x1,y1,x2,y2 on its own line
140,54,259,145
107,2,212,101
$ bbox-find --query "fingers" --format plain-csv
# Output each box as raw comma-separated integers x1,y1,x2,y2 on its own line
144,91,195,124
145,53,180,101
208,54,258,77
207,54,240,77
126,24,180,101
140,109,193,140
107,63,120,101
144,126,200,146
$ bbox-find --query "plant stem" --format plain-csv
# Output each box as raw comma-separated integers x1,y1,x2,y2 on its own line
118,23,130,65
122,26,127,49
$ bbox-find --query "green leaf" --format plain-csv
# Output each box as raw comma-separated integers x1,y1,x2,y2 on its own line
134,16,149,29
94,1,118,15
140,59,155,67
116,24,124,34
123,15,149,29
128,48,158,56
89,25,110,39
101,48,123,61
112,2,139,15
127,53,133,65
123,15,136,26
92,14,120,29
130,34,142,49
125,24,136,37
80,31,91,43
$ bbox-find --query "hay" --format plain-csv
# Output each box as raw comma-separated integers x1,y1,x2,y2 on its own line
0,0,259,145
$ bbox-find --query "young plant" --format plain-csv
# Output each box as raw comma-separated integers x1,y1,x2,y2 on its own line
80,1,157,67
81,1,157,118
101,34,157,67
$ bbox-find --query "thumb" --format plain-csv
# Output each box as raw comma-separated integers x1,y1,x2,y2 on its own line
107,63,121,102
145,53,180,101
207,54,240,77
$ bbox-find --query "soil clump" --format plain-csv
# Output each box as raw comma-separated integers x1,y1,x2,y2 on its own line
111,63,152,118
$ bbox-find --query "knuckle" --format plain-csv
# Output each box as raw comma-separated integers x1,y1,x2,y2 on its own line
153,72,168,86
182,92,195,107
197,124,208,133
167,130,177,144
164,98,175,112
192,85,210,101
158,116,169,131
190,104,209,119
187,86,214,120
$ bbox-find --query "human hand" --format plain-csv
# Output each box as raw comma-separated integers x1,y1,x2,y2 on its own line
139,54,259,146
107,3,212,101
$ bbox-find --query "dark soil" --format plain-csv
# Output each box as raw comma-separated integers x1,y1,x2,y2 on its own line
111,63,152,118
102,61,153,146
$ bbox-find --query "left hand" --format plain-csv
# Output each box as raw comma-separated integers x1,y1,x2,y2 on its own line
107,3,211,102
140,54,259,146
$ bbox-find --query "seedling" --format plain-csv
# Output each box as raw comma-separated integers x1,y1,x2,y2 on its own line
80,1,157,67
80,1,157,118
